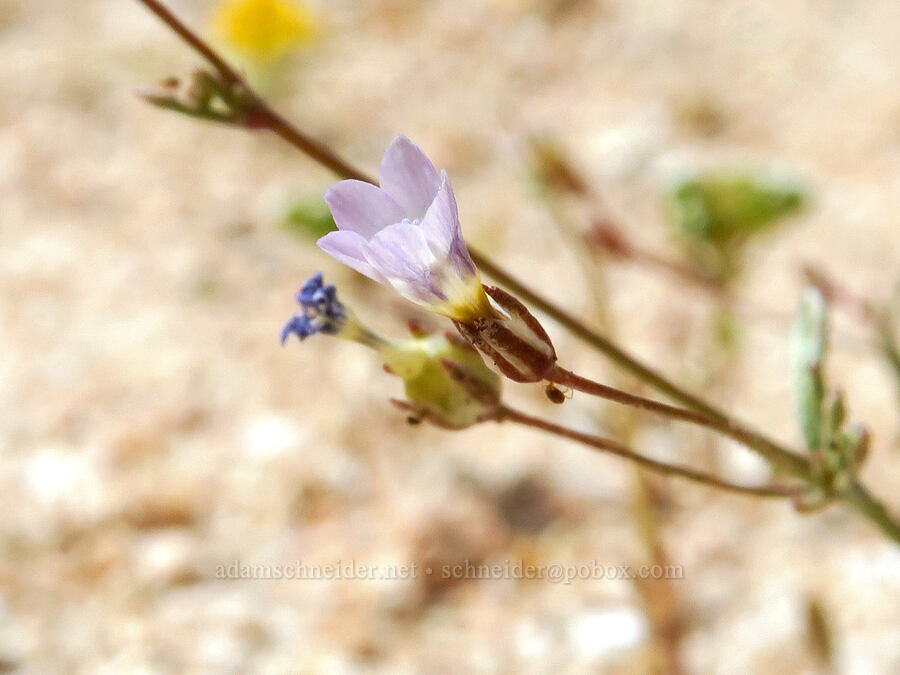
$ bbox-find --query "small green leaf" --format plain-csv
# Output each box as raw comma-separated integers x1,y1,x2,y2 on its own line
792,288,828,453
667,172,805,244
282,196,336,240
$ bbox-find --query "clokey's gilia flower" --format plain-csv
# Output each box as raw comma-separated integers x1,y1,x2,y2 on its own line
320,136,558,383
319,136,493,323
282,273,501,429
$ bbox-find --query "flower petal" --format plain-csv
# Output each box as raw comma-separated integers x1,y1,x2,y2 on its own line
420,171,476,277
363,221,443,304
318,230,387,283
324,180,406,238
379,136,441,220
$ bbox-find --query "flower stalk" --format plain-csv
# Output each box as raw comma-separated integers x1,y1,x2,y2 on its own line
495,406,803,499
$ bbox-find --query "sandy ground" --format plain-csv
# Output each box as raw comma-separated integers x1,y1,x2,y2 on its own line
2,0,899,672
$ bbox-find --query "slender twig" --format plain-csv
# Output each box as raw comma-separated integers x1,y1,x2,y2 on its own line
471,249,808,463
547,365,718,427
132,0,900,543
588,223,799,328
497,406,802,499
804,264,900,411
546,364,811,475
137,0,373,182
803,264,880,326
139,0,238,85
843,483,900,542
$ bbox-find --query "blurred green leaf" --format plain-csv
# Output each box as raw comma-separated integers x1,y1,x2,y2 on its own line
282,195,335,240
667,172,805,244
791,288,828,453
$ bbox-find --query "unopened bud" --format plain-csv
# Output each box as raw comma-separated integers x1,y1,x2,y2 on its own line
382,333,502,429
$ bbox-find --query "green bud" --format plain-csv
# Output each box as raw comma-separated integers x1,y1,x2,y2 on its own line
836,424,869,472
283,196,336,240
380,334,502,430
827,392,845,440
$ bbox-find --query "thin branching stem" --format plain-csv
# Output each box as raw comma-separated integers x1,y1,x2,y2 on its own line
546,365,809,476
547,365,725,427
497,406,803,499
138,0,373,182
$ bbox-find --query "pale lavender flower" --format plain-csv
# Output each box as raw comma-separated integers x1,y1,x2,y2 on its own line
318,136,490,321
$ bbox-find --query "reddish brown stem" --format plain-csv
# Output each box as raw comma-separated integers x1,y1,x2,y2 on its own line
546,365,810,476
138,0,239,85
136,0,372,183
498,406,802,499
547,365,717,427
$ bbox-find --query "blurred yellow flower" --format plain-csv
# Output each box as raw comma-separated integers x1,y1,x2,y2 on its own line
213,0,320,63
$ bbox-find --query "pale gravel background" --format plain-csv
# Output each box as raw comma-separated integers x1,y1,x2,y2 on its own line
1,0,899,673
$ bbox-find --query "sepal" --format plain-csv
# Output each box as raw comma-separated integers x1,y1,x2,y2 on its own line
453,285,557,383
